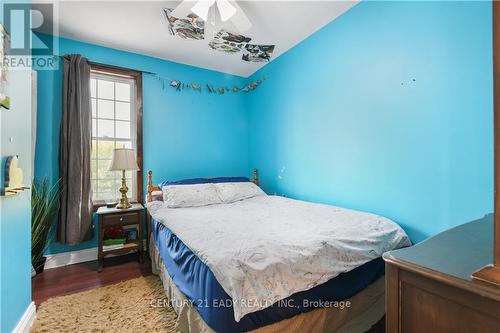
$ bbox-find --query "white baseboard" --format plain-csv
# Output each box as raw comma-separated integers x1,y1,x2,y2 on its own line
13,301,36,333
44,247,98,270
44,240,147,270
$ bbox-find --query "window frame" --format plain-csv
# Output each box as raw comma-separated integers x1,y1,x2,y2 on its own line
90,63,143,210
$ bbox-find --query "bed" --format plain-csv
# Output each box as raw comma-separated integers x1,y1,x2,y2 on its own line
146,169,410,333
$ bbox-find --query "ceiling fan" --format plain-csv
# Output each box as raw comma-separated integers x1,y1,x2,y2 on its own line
170,0,252,32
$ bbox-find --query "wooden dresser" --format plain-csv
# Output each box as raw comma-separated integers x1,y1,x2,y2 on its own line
383,215,500,333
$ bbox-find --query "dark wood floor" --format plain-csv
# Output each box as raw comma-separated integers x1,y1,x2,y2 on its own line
32,253,152,306
32,254,384,332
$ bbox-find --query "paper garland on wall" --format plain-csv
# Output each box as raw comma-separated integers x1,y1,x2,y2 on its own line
145,72,263,95
167,75,267,94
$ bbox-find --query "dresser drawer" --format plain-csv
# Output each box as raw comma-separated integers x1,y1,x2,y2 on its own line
102,212,139,226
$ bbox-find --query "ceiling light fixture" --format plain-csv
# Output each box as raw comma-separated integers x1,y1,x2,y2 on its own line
171,0,251,31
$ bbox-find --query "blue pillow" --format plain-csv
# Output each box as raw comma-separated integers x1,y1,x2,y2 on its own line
159,178,211,188
212,177,249,183
159,176,249,188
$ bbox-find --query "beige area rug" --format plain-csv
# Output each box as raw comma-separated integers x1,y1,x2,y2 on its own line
31,276,180,333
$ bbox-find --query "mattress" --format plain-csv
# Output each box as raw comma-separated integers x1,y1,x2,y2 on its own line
148,195,409,321
151,218,385,333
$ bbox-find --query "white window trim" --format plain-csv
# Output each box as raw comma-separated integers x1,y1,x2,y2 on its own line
90,72,138,202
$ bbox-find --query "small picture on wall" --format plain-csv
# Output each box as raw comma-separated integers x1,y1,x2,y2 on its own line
242,44,275,63
0,24,10,111
209,29,251,54
163,8,205,40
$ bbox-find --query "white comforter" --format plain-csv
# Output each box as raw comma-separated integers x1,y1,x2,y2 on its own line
147,195,410,322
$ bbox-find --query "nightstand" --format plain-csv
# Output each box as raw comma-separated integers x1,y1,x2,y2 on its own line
96,203,144,272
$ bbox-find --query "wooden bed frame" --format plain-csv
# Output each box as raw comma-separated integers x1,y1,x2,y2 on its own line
145,169,259,251
143,169,385,332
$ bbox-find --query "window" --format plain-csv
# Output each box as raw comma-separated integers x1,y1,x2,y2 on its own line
90,66,142,204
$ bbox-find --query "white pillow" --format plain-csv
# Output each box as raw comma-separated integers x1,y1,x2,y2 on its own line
215,182,266,203
162,183,222,208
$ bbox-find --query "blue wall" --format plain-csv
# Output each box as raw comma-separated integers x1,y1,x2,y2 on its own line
0,3,33,331
36,0,494,254
247,0,494,242
0,0,491,330
0,73,33,333
36,36,250,254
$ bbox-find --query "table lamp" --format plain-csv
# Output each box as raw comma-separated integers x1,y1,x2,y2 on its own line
109,148,139,209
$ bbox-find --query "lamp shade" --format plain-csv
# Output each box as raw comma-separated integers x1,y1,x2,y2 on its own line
108,148,139,171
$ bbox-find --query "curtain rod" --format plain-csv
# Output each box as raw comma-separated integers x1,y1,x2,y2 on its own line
58,55,157,76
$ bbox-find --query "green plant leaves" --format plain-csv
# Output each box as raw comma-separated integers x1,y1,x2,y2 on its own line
32,178,61,269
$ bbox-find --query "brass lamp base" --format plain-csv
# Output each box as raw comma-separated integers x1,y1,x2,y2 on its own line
115,170,131,209
116,201,131,209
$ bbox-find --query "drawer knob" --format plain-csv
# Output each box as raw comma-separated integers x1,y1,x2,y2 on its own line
119,217,123,222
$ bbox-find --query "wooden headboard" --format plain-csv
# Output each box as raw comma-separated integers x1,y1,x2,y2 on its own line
146,169,259,203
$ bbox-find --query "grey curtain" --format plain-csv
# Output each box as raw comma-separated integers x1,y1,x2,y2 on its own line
58,54,93,245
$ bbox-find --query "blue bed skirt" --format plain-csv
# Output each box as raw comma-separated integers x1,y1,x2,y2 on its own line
152,218,384,333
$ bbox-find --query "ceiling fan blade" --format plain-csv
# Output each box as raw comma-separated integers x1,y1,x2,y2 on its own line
226,0,252,31
170,0,197,18
216,0,236,22
204,4,220,37
204,18,216,39
191,0,215,21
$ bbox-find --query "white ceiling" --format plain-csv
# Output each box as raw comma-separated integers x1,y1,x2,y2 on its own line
39,1,358,77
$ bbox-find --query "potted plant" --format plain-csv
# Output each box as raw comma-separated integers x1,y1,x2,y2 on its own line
32,178,60,275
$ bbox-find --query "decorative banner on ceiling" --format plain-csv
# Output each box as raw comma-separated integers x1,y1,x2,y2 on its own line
167,75,268,94
162,7,276,63
164,8,205,40
208,29,251,54
208,29,275,63
242,44,275,63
